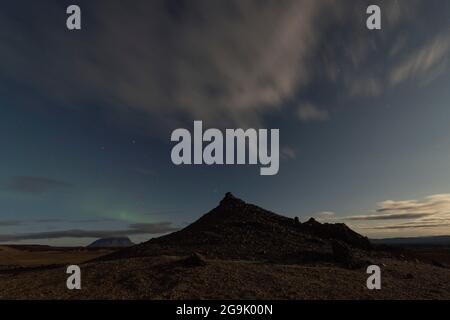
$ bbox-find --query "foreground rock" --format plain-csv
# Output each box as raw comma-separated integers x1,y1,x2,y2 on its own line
182,253,208,267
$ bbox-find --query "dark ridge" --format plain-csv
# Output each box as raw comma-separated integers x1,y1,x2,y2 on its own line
98,193,371,263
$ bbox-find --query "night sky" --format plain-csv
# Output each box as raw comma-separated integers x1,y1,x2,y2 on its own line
1,0,450,245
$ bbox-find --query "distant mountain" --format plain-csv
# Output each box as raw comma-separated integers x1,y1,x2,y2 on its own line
101,192,371,262
88,237,135,248
371,235,450,246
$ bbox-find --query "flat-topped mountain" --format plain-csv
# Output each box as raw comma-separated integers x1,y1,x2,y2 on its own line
88,237,135,248
101,193,371,263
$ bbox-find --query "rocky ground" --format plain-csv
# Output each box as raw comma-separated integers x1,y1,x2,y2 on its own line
0,254,449,299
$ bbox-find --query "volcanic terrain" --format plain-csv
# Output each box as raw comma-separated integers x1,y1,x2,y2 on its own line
0,193,449,299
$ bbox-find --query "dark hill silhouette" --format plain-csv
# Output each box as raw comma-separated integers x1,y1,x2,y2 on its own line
100,193,371,263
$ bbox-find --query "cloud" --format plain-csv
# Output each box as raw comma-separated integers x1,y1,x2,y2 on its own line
346,193,450,231
280,146,297,160
347,77,383,97
35,219,64,223
0,220,22,227
314,211,336,222
72,218,118,223
128,223,177,234
343,30,450,97
364,223,450,230
0,1,448,134
4,176,73,195
377,194,450,215
296,103,329,122
0,222,178,242
0,0,333,130
389,33,450,86
316,211,335,217
320,1,450,100
346,212,432,221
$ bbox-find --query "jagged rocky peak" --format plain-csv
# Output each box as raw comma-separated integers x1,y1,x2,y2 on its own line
219,192,246,207
304,217,321,226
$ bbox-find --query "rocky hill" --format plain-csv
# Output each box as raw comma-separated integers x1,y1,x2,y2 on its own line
101,193,372,266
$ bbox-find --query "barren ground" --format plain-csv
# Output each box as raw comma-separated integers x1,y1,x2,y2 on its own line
0,252,449,300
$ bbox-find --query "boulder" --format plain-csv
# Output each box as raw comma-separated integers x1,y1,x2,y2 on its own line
182,252,207,267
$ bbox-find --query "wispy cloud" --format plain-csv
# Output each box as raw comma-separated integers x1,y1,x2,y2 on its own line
297,103,329,122
314,211,336,222
0,220,22,227
0,222,178,242
389,33,450,86
0,0,333,130
35,219,64,223
346,212,432,221
0,1,447,137
345,194,450,231
316,211,335,217
347,77,383,97
280,146,298,160
364,223,450,230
